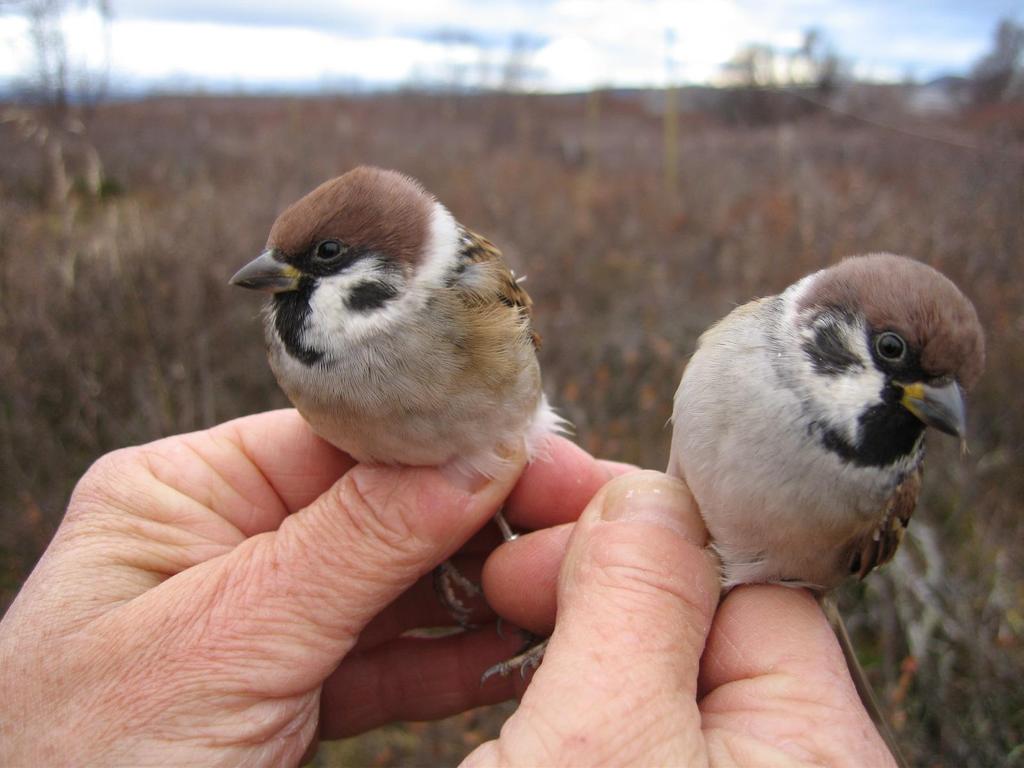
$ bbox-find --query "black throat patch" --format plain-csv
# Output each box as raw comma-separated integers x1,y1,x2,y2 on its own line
816,385,926,467
273,277,323,366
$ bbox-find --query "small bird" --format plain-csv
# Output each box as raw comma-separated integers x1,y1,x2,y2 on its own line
230,166,562,628
669,253,984,590
230,166,560,476
668,253,984,763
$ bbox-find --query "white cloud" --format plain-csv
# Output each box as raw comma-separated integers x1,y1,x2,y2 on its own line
0,1,1008,91
113,0,547,38
1,7,504,88
112,22,434,83
0,16,31,80
534,35,604,90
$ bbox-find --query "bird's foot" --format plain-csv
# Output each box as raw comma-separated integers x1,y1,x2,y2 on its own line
481,635,548,684
433,560,483,628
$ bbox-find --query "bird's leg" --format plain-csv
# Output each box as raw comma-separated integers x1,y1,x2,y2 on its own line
493,508,519,542
482,504,550,682
433,508,518,627
437,508,547,683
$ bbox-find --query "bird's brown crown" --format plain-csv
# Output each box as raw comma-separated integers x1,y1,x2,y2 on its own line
799,253,985,388
267,166,434,264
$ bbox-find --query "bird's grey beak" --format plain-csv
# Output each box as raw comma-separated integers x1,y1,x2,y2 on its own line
229,249,301,293
900,381,966,438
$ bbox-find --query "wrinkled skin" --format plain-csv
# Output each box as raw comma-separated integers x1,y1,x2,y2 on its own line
0,410,891,767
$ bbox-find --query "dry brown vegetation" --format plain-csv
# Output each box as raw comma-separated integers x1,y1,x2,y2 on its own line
1,90,1021,766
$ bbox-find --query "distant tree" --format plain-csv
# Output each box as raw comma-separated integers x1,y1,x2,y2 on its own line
426,27,480,92
721,29,843,95
717,34,838,125
2,0,111,207
791,28,842,95
15,0,111,115
722,43,778,88
500,33,544,92
971,18,1024,104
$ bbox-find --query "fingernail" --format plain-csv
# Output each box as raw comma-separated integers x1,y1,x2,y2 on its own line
440,463,492,493
600,471,707,546
440,445,527,494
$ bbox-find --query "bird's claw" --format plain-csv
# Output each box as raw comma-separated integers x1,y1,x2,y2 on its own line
433,560,482,628
481,636,548,684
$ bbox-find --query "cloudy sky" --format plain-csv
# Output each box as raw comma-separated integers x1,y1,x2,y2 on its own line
0,0,1018,92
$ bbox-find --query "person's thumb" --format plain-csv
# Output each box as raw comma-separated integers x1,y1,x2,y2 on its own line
469,471,720,766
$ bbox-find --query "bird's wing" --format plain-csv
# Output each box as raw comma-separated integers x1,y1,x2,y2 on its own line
455,228,540,348
851,465,922,579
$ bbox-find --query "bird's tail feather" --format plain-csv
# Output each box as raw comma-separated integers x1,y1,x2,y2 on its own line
818,593,909,768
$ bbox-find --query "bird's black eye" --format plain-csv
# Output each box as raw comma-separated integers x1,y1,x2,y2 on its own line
875,332,907,362
314,240,344,261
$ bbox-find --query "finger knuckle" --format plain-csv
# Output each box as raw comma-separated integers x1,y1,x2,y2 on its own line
70,448,133,502
583,526,715,625
321,471,423,561
63,448,143,528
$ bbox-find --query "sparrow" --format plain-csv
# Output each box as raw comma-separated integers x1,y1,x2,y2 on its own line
669,253,984,590
230,166,562,632
230,166,561,476
668,253,984,764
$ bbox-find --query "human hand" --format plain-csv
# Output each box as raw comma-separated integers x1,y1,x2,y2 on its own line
0,410,626,766
478,470,896,767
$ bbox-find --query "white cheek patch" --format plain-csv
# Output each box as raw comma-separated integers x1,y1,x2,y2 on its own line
416,202,461,289
796,311,885,446
302,259,406,352
298,201,462,360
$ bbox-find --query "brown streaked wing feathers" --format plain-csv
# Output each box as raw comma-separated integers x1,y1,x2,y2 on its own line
851,466,922,580
458,229,541,348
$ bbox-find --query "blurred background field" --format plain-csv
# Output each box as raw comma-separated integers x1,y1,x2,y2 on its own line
1,2,1023,766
